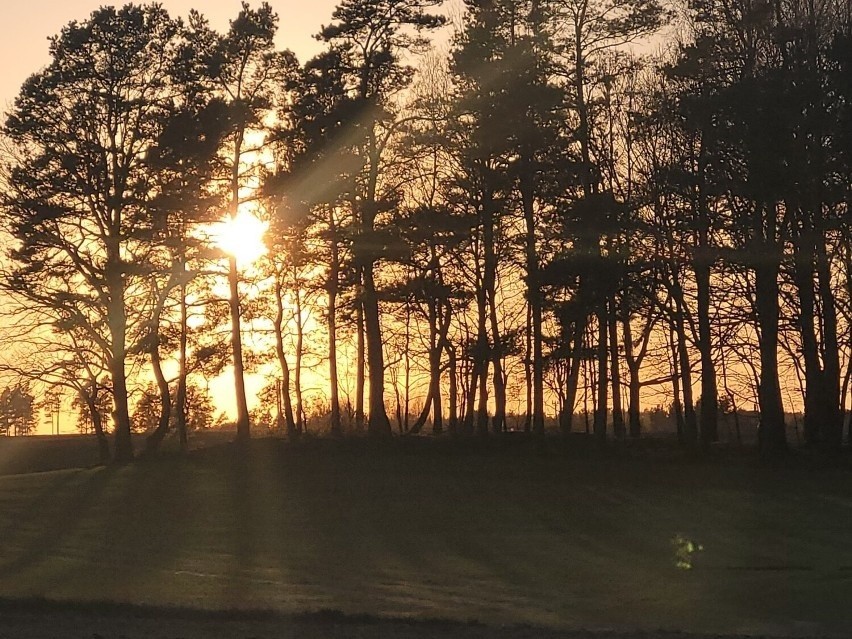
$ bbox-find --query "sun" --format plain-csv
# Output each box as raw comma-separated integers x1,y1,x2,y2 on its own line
212,210,268,268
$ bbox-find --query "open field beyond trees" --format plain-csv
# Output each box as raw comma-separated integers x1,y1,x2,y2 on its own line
0,438,849,638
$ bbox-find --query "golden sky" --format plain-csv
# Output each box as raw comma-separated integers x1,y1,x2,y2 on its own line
0,0,337,110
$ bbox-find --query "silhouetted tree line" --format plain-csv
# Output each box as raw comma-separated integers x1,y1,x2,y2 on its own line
2,0,852,461
0,383,36,437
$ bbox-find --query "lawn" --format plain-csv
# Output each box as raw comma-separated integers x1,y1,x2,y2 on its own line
0,438,849,637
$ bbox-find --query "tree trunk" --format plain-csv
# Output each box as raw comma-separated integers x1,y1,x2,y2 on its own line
574,21,594,200
363,264,391,435
108,263,133,463
359,124,391,437
521,177,545,436
111,360,133,463
466,253,489,436
447,345,459,434
429,303,443,434
815,233,842,449
594,310,608,443
431,359,443,435
476,354,490,436
670,328,685,442
409,386,433,435
795,238,825,446
609,305,625,438
627,362,641,438
793,229,841,451
229,130,250,443
294,284,305,433
562,320,585,435
754,249,787,454
176,278,189,451
274,271,297,437
355,300,366,431
229,254,251,441
409,303,452,435
695,255,718,446
489,297,507,435
695,136,718,446
327,216,342,435
524,303,533,433
144,336,171,453
403,305,412,433
623,315,641,438
462,353,480,435
84,390,110,464
674,302,698,446
483,194,506,434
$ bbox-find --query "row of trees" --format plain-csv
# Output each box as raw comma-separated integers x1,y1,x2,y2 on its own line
2,0,851,461
0,380,214,439
0,384,36,437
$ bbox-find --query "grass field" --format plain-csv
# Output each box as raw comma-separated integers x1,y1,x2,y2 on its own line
0,437,849,637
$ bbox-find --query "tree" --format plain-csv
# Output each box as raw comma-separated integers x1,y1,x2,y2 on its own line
0,383,37,437
71,379,112,443
576,0,665,439
663,0,852,453
2,5,190,462
199,1,298,442
457,0,566,435
318,0,446,436
388,57,472,435
134,383,162,434
0,308,115,460
142,36,230,454
450,0,522,436
184,380,215,432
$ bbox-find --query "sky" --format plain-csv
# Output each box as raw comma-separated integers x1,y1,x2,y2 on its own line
0,0,339,110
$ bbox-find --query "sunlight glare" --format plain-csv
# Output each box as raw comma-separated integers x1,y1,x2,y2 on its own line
213,210,268,268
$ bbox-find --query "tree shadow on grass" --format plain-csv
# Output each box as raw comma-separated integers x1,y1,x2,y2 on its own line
0,471,89,541
64,456,204,599
220,442,269,607
249,445,545,621
0,467,115,586
0,455,211,603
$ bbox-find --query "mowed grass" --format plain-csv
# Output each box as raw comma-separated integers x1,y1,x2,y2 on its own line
0,438,849,637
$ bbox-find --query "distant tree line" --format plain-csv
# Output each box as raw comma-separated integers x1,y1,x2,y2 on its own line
0,383,36,437
2,0,852,461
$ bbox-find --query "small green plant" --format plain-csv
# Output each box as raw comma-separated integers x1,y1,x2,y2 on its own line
672,534,704,570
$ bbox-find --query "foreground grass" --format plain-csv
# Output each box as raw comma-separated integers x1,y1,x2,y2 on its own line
0,439,849,637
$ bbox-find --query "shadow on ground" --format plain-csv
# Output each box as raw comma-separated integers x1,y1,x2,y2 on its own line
0,438,848,638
